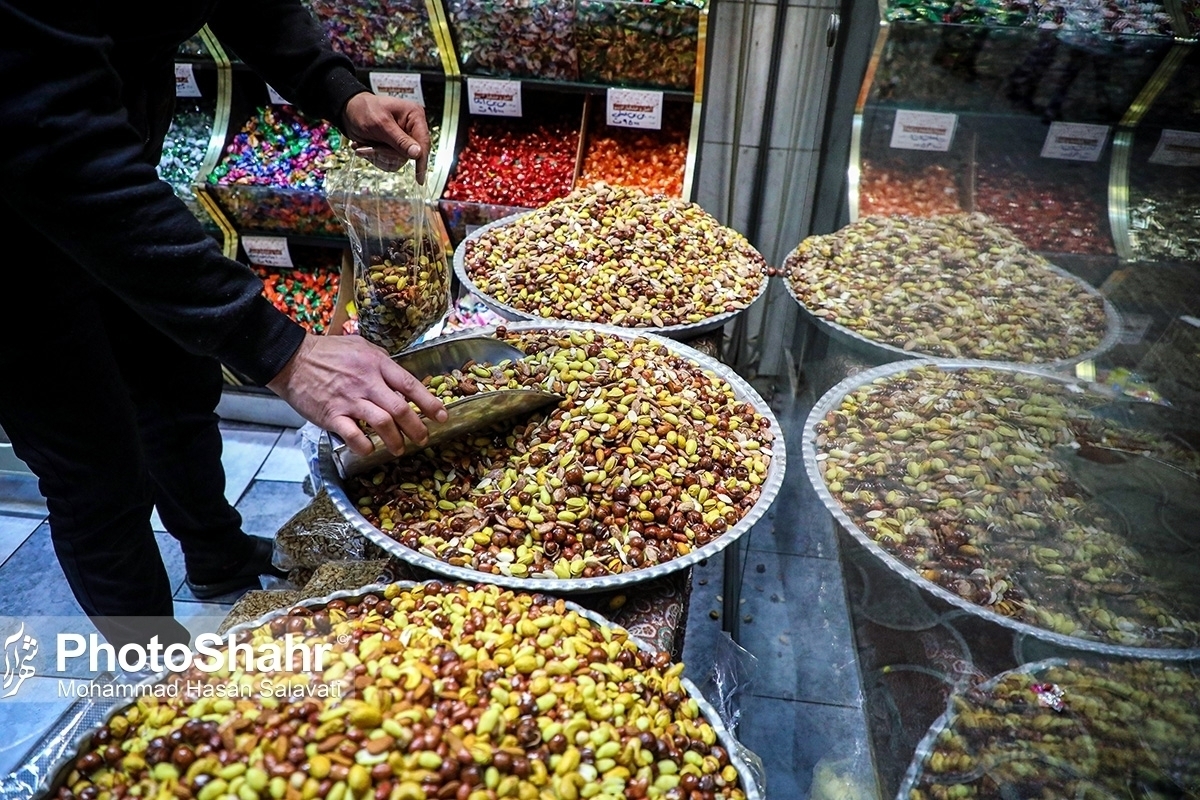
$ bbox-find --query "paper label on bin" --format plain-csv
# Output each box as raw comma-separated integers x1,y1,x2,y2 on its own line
267,84,292,106
174,63,201,98
1040,122,1109,161
1149,129,1200,167
890,110,957,152
242,236,294,268
467,79,522,117
606,89,663,130
369,72,425,106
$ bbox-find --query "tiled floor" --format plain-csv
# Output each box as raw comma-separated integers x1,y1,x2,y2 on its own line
0,389,879,797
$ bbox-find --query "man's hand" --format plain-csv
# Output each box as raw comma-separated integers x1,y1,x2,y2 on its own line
267,334,448,457
342,93,430,184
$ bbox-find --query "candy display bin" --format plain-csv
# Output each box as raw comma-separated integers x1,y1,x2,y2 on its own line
575,0,703,91
305,0,444,70
439,95,586,246
446,0,579,80
206,181,345,238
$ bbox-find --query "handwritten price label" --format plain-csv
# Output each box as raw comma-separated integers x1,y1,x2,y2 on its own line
369,73,425,106
242,236,294,269
890,110,957,152
1040,122,1109,162
267,85,293,106
174,63,201,98
606,89,663,130
1149,129,1200,167
467,79,522,117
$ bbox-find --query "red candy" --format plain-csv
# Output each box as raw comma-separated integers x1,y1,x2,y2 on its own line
443,116,580,207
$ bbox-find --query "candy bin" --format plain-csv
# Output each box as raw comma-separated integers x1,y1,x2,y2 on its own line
250,244,343,334
577,101,690,196
447,0,578,80
440,101,584,245
856,158,964,218
575,0,704,91
206,104,347,237
305,0,442,70
157,98,223,236
327,153,451,354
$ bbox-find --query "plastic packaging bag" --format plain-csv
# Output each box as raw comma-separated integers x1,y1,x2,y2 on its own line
326,149,450,354
272,488,385,571
701,631,767,799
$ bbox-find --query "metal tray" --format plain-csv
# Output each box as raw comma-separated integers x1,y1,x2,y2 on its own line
782,260,1124,375
803,358,1200,661
322,319,786,594
453,212,771,339
894,658,1070,800
31,581,764,800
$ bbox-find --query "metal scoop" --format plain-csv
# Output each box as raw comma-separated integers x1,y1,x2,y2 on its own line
331,336,563,479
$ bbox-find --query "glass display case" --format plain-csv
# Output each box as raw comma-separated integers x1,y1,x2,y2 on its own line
800,8,1200,797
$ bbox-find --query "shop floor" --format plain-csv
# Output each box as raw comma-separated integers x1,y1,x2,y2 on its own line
0,388,876,798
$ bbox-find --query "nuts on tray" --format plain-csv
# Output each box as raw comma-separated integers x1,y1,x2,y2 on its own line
785,213,1109,363
56,583,749,800
351,328,775,580
910,659,1200,800
814,364,1200,648
463,183,768,329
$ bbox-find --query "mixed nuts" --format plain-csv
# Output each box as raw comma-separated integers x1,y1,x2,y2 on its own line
814,364,1200,648
909,659,1200,800
463,184,768,330
351,327,775,580
785,213,1109,363
55,583,748,800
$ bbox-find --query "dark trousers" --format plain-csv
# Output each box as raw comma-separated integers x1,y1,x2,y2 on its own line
0,241,254,649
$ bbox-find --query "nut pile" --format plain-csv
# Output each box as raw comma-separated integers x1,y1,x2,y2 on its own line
55,583,748,800
351,327,775,579
814,364,1200,648
463,184,768,329
785,213,1109,363
909,659,1200,800
354,231,451,354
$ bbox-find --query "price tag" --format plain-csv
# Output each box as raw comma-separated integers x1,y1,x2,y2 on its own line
467,78,522,117
606,89,663,130
1149,129,1200,167
174,63,201,98
1040,122,1109,162
266,85,292,106
242,236,294,268
890,110,957,152
369,72,425,106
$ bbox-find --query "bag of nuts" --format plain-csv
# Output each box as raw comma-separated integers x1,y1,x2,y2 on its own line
326,150,450,354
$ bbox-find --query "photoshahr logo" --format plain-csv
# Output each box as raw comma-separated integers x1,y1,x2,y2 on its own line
3,622,38,698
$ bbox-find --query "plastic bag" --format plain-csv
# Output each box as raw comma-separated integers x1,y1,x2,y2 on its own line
272,488,385,571
701,631,767,799
326,149,450,354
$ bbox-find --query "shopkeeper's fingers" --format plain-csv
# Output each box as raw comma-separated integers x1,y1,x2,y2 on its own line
380,359,449,427
342,94,430,184
328,416,376,458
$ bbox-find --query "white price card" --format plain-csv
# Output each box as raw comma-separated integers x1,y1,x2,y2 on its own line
267,85,292,106
467,78,522,117
1149,129,1200,167
1040,122,1110,162
606,89,663,130
369,72,425,106
242,236,294,269
890,110,957,152
174,63,201,98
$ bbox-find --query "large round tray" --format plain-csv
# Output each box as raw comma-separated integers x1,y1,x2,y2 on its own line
782,260,1123,374
34,581,764,800
323,319,786,594
454,212,771,339
803,358,1200,661
894,657,1200,800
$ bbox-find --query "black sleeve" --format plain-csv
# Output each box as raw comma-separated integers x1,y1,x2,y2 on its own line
207,0,370,130
0,1,306,386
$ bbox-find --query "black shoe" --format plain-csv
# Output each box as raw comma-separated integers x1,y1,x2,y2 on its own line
185,536,286,600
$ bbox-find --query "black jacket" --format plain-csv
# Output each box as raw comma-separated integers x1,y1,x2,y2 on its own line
0,0,369,384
